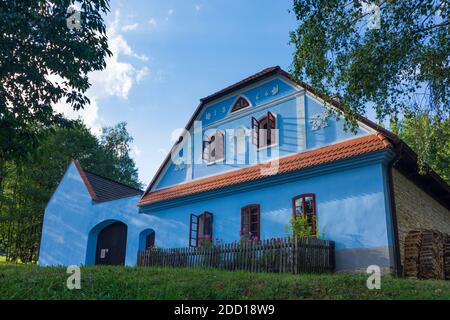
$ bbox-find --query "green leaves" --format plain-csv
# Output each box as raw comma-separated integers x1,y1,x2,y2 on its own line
0,120,142,263
290,0,449,123
391,114,450,184
290,0,449,169
0,0,111,163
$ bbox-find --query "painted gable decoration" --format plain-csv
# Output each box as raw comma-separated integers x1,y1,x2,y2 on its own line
231,96,251,113
309,112,330,131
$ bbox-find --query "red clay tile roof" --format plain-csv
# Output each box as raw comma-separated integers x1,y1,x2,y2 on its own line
138,134,391,207
73,161,143,202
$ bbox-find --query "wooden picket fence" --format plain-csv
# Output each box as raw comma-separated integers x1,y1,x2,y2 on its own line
137,237,335,274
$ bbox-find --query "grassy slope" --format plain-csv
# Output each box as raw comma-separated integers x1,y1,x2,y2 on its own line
0,264,449,300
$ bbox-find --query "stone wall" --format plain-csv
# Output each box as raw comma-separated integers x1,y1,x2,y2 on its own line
392,169,450,266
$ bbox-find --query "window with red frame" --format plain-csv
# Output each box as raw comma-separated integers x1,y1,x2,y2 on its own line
231,96,250,112
202,131,224,163
145,231,155,250
251,112,276,148
292,194,317,236
189,212,213,247
240,205,260,241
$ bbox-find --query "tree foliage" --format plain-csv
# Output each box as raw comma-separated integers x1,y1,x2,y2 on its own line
391,114,450,184
0,121,141,263
290,0,449,126
0,0,111,164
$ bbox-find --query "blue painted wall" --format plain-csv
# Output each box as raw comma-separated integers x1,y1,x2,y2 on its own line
39,75,396,272
142,154,396,271
305,95,367,149
154,78,370,191
39,163,154,267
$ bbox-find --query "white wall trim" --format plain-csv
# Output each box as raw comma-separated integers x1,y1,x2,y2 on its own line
202,90,304,130
197,75,298,124
296,94,307,152
304,92,376,134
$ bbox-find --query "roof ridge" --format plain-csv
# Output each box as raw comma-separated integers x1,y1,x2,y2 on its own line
73,160,99,201
82,168,143,192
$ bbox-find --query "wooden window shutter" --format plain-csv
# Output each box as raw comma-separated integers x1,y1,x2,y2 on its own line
267,112,276,145
254,205,261,241
203,211,214,241
202,138,210,162
251,117,260,147
189,214,199,247
240,207,247,238
215,131,224,161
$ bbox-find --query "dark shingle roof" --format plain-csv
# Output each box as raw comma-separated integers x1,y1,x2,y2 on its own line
73,161,143,202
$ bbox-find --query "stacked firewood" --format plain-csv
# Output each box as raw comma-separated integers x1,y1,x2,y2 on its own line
404,230,425,278
404,229,447,280
419,230,445,279
445,235,450,281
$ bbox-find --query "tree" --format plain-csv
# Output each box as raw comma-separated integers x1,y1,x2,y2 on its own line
0,0,111,168
0,120,141,263
290,1,449,128
99,122,140,188
391,114,450,184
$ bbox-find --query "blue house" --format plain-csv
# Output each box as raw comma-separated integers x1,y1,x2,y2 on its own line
39,66,450,274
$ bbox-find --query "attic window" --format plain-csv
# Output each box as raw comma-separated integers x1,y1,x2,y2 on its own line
252,112,277,148
231,97,250,112
203,131,225,163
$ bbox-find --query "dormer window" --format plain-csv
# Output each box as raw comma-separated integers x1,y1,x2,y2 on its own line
231,96,250,113
252,112,277,148
203,131,225,163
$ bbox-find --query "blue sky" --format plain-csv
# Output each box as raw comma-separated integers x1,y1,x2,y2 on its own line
55,0,299,185
57,0,375,186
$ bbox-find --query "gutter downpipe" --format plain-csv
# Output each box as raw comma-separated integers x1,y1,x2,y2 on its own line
387,142,404,276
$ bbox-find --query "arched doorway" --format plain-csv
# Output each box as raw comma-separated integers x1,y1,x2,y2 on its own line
95,222,128,265
139,229,156,251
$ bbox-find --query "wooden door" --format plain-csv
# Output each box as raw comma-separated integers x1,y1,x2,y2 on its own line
95,222,127,265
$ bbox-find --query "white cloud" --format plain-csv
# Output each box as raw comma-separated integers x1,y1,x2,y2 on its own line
136,67,150,83
122,23,139,32
148,18,157,26
165,9,174,21
131,145,142,158
51,10,150,134
195,5,202,11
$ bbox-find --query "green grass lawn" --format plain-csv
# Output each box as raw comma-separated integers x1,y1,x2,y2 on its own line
0,264,449,300
0,256,5,263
